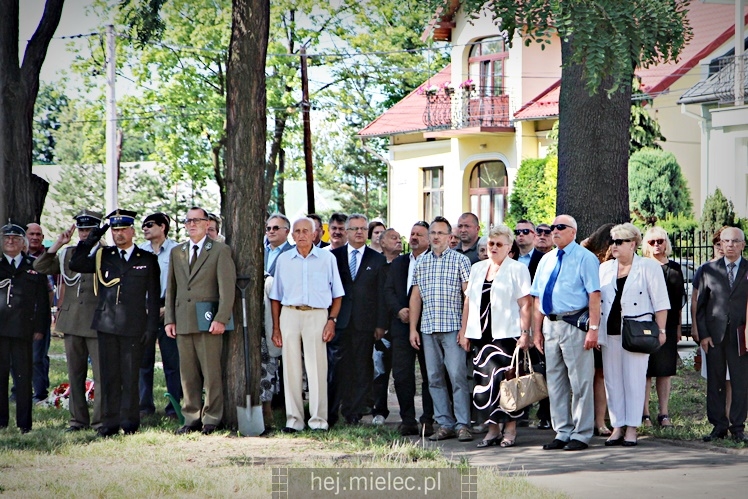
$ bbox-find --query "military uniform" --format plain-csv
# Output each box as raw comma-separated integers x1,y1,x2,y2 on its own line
33,210,104,431
69,210,160,436
0,223,50,432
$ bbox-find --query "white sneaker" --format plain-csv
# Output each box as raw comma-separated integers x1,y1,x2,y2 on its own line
372,415,386,425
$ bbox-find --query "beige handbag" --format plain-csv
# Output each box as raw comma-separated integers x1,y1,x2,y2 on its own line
499,347,548,412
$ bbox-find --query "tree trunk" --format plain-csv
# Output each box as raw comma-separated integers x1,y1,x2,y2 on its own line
223,0,269,431
0,0,64,225
557,38,631,239
277,147,285,214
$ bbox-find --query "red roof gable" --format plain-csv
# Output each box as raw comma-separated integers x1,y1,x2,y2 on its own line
358,65,452,137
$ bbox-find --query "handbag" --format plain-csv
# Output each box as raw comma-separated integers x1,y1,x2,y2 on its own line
561,308,590,332
499,347,548,412
622,313,661,354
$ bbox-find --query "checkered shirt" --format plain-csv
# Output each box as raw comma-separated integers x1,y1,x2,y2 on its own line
411,248,471,334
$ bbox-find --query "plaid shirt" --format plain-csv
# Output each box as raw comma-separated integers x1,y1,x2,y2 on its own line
412,248,471,334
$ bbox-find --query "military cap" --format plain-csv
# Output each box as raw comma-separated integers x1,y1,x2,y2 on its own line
2,221,26,237
74,209,103,229
106,209,137,228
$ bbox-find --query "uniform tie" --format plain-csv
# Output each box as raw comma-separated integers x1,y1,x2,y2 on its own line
120,249,127,262
727,262,736,289
349,248,359,280
10,258,16,269
542,248,565,315
190,244,199,271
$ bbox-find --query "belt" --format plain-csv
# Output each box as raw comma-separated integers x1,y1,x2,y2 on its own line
547,308,585,321
285,305,324,311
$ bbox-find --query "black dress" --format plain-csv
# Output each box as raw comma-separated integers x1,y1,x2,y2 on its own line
647,260,684,377
471,279,524,424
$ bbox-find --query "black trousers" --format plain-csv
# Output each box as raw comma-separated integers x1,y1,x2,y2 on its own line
328,326,374,424
705,327,748,434
390,321,434,426
0,337,32,431
98,332,144,434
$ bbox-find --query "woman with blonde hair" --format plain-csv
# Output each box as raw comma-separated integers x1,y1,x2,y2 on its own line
598,223,670,446
640,227,684,428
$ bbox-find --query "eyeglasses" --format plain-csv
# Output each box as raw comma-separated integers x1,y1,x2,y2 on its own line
721,238,744,245
514,229,533,235
647,239,665,246
536,228,552,236
142,221,157,229
550,224,572,232
611,239,632,246
183,218,208,225
487,241,506,247
265,225,288,232
347,227,367,232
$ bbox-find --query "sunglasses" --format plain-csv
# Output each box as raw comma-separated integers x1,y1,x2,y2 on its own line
550,224,571,232
182,218,208,225
611,239,632,246
647,239,665,246
487,241,506,247
514,229,533,235
536,228,552,236
142,221,157,229
265,225,288,232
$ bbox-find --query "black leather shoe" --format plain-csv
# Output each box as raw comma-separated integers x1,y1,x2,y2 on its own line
537,419,551,430
398,424,420,436
621,439,638,447
421,422,435,437
20,427,31,434
97,427,118,438
201,424,217,435
703,429,728,442
604,437,624,446
64,426,85,433
542,438,568,450
175,425,201,435
563,439,588,451
732,431,748,443
281,427,298,434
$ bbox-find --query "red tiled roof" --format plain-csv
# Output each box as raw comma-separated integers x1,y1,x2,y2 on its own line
358,65,452,137
515,2,741,121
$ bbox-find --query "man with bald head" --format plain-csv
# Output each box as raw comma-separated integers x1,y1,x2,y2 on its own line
25,223,53,404
455,213,480,264
531,214,601,451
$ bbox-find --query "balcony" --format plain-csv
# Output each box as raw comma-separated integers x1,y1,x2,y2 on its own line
422,86,513,136
712,53,748,105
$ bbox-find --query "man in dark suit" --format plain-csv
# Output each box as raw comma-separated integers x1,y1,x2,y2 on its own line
696,226,748,443
0,222,50,433
165,207,236,436
308,213,329,248
328,214,385,425
34,210,104,432
69,209,161,437
384,221,435,436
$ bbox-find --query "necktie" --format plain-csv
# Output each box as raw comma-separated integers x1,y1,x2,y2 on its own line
120,249,127,262
349,249,359,280
542,248,565,315
727,262,736,289
10,258,16,270
190,245,199,271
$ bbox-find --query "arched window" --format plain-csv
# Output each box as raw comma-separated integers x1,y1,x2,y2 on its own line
469,161,508,228
468,36,507,97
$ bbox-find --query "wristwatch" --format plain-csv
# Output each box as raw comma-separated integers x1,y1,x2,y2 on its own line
327,316,337,323
589,325,599,331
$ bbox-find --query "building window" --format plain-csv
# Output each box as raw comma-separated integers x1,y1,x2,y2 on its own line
469,161,508,228
468,36,507,97
423,167,443,222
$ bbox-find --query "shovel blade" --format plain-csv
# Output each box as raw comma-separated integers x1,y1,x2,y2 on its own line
237,396,265,437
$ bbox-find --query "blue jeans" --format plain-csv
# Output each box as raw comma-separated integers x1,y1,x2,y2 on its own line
421,331,470,429
139,324,181,415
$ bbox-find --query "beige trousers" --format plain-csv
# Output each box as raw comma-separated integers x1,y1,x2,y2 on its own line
177,333,224,427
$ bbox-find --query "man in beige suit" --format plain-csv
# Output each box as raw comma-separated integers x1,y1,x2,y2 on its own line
165,207,236,435
34,210,103,432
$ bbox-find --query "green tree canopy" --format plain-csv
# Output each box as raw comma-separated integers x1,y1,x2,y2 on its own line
700,188,736,237
507,156,557,227
628,148,692,225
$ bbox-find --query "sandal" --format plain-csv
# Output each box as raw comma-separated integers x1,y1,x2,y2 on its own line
476,435,501,448
657,414,673,427
594,426,612,437
500,432,516,448
642,415,653,427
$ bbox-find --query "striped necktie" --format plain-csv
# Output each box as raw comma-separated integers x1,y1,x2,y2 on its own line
349,249,359,280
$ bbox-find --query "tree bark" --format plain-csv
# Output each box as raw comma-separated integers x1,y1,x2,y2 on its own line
277,147,285,214
223,0,269,431
557,38,631,239
0,0,64,225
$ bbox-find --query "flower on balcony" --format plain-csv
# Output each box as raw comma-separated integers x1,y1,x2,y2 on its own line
417,84,440,96
460,79,475,90
442,82,456,95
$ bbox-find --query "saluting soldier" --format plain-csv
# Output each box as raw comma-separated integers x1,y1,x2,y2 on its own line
69,209,160,437
0,222,50,433
34,210,104,432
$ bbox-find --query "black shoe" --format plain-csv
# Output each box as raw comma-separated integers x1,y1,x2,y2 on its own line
175,425,201,435
703,429,728,442
97,427,118,438
563,439,588,451
281,427,298,434
621,439,638,447
64,426,85,433
604,437,624,447
421,422,435,437
201,424,217,435
732,431,748,443
20,427,31,434
398,423,420,436
542,438,568,450
537,419,551,430
517,419,530,427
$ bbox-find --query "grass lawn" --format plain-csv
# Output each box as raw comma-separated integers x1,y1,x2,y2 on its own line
0,337,566,498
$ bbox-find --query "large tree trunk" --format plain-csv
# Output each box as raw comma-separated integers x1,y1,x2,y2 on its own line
222,0,269,431
0,0,63,225
557,38,631,239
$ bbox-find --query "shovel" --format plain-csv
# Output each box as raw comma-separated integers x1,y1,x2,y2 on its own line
236,276,264,436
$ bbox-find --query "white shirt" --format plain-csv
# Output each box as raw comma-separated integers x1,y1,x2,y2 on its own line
4,253,22,267
347,243,365,276
118,244,135,261
187,236,208,263
407,251,425,293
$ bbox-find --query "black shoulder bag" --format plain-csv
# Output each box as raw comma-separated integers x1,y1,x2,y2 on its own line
622,312,661,354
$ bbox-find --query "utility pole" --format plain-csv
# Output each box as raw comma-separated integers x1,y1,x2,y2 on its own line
300,46,315,214
105,24,118,218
